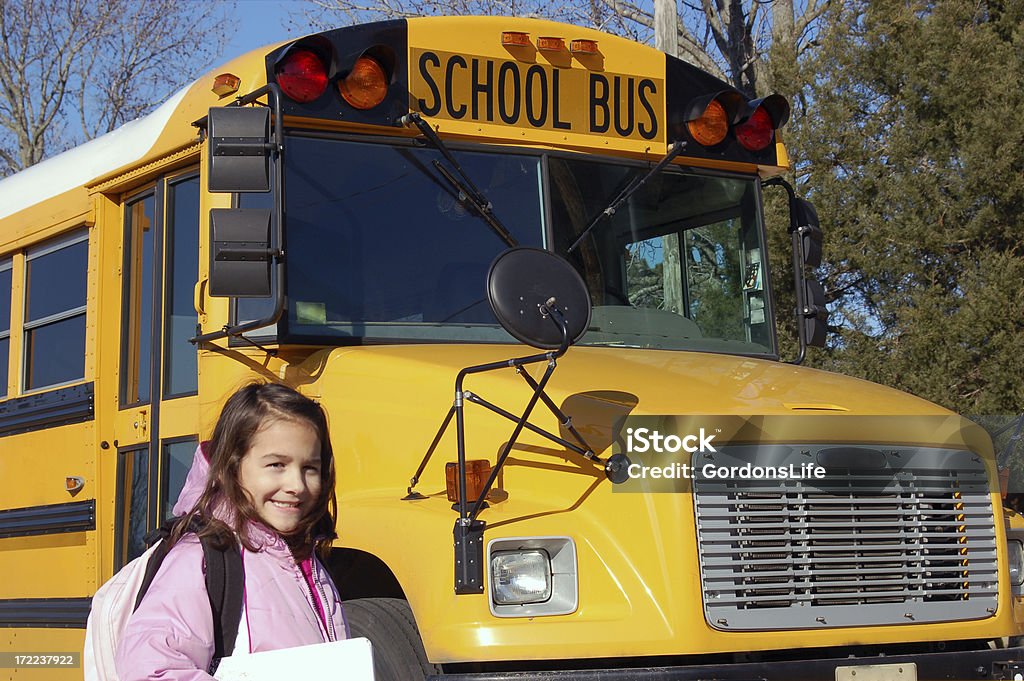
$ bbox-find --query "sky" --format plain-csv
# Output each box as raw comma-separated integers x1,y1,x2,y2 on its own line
221,0,322,64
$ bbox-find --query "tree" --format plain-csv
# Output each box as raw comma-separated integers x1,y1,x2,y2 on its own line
0,0,232,175
787,0,1024,414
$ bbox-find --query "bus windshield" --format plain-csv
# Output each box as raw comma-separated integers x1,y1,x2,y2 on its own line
280,134,773,356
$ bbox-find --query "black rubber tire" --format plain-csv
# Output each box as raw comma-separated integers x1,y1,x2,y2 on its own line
342,598,440,681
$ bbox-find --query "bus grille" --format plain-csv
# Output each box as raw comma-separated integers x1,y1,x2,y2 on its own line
693,445,998,630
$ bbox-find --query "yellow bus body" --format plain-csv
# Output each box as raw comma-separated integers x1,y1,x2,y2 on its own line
0,15,1018,681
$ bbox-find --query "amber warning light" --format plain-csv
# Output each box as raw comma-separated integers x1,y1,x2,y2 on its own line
338,56,389,110
569,39,599,55
687,95,734,146
212,73,241,97
446,460,492,504
501,31,531,48
537,36,565,51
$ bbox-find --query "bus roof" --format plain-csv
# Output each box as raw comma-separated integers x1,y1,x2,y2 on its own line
0,86,190,221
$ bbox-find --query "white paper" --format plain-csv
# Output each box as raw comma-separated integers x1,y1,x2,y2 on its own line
214,637,374,680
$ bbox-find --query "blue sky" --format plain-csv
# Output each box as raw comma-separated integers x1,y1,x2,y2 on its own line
221,0,320,63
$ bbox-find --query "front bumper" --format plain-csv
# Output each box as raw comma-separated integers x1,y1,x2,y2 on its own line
431,646,1024,680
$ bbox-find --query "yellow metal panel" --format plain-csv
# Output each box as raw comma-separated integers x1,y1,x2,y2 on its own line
0,423,95,509
0,533,95,599
0,629,84,681
0,189,89,254
89,145,199,197
0,422,96,601
91,191,125,584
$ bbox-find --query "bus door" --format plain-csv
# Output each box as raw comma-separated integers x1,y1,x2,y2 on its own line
113,170,201,568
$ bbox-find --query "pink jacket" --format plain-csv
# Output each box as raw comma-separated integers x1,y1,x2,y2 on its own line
115,445,348,680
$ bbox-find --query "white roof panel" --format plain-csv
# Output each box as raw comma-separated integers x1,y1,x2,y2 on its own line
0,86,190,221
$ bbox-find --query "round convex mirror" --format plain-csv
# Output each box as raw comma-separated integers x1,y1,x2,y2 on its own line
487,247,592,349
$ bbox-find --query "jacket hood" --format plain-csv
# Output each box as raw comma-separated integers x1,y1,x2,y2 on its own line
172,442,210,517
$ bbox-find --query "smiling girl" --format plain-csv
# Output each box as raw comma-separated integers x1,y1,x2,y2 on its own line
116,382,348,680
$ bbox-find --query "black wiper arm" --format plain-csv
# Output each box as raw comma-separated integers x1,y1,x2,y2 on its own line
567,140,687,254
432,161,518,248
400,112,518,248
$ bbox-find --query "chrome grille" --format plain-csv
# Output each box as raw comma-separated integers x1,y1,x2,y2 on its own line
693,445,998,630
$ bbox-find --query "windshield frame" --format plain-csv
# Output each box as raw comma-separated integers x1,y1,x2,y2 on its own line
238,129,779,360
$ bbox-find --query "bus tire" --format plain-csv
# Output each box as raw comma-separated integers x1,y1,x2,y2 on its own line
342,597,440,680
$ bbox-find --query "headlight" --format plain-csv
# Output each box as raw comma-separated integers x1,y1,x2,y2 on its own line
1008,539,1024,592
491,550,551,604
487,537,578,617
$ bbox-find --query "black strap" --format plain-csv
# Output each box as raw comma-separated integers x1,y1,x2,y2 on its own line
134,516,180,612
204,535,244,662
132,516,245,668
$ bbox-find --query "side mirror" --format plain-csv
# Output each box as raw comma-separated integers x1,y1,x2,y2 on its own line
192,86,286,344
803,279,827,348
208,107,271,193
209,208,273,297
794,198,822,268
762,179,828,362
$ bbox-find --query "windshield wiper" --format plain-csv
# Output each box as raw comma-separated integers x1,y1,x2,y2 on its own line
400,112,518,248
567,140,687,254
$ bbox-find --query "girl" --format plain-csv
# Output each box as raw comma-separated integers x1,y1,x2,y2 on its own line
116,382,348,680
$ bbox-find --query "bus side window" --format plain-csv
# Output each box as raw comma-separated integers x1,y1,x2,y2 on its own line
0,257,10,398
121,194,155,407
23,230,88,391
163,176,199,397
114,446,151,568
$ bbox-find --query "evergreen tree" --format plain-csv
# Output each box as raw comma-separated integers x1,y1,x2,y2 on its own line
785,0,1024,414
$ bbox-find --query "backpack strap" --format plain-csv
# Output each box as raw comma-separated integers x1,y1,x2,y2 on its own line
130,516,246,672
133,516,180,612
202,533,244,668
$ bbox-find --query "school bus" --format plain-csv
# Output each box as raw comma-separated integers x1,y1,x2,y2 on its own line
1,15,1023,681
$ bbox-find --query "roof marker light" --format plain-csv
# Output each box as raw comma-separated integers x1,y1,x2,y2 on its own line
502,31,531,47
537,36,565,51
212,73,240,97
570,39,599,55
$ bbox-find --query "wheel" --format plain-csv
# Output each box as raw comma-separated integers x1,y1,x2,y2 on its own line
342,598,440,681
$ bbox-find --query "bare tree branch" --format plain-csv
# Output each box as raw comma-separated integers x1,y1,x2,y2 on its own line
0,0,233,174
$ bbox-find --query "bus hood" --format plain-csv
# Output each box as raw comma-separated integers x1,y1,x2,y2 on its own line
292,344,1007,661
297,343,950,419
